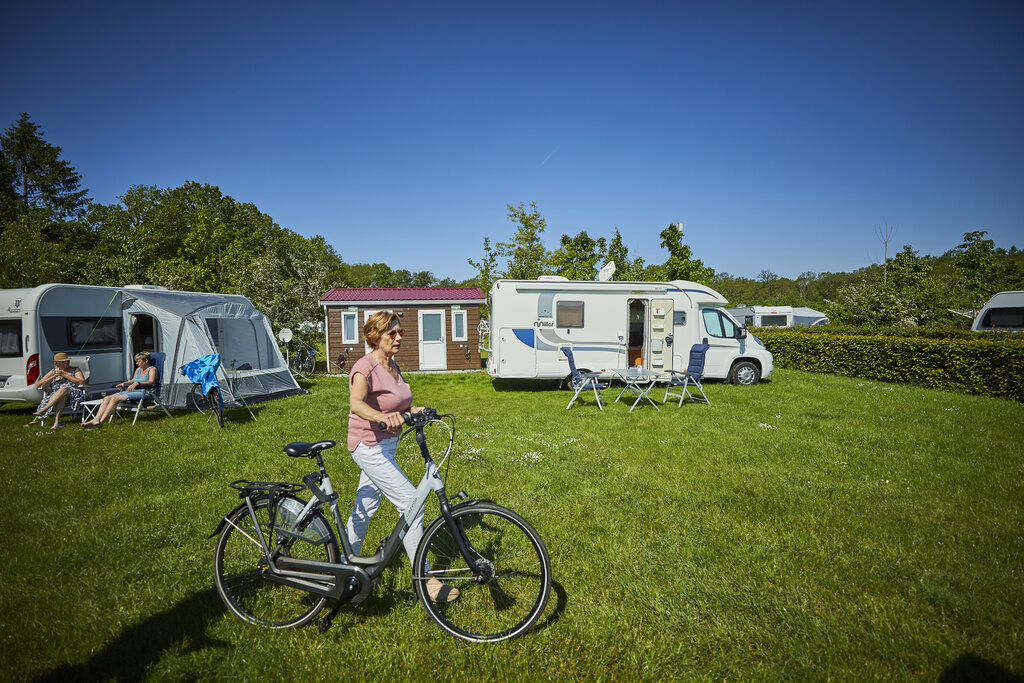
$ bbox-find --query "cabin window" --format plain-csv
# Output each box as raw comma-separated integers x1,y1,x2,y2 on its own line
452,309,468,341
68,317,121,348
981,307,1024,328
341,312,358,344
556,301,584,328
0,320,21,357
702,309,739,339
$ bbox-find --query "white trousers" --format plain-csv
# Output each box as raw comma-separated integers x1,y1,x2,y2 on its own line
345,437,424,567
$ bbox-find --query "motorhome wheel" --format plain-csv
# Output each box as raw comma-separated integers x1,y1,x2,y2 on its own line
730,361,760,385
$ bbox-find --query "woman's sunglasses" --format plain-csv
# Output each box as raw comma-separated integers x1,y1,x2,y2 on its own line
387,328,405,339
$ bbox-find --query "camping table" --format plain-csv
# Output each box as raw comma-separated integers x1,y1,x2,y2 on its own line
613,368,665,412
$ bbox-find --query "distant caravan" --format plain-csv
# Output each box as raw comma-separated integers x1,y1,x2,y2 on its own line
480,276,774,386
972,291,1024,332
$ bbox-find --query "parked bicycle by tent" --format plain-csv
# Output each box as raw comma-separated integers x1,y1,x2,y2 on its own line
181,354,225,428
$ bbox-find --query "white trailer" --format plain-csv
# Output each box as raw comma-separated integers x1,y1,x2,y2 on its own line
727,305,828,328
480,277,774,385
972,291,1024,331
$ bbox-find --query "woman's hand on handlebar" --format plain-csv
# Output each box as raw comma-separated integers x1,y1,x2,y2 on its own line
377,411,405,431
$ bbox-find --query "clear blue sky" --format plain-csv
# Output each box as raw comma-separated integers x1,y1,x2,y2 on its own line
3,1,1022,282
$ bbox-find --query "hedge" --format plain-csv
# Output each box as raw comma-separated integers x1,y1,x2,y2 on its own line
755,329,1024,402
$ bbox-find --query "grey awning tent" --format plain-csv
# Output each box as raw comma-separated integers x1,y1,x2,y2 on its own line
120,288,303,409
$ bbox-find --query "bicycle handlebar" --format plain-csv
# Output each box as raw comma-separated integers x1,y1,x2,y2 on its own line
376,407,437,431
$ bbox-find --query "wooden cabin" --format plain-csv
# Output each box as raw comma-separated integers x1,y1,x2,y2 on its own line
320,287,486,372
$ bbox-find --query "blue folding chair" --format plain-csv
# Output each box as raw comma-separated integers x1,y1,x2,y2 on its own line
663,343,710,406
121,351,173,424
561,346,608,410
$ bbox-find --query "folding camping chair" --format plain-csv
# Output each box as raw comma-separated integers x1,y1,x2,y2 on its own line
662,343,711,406
561,346,607,410
26,354,92,426
118,351,173,425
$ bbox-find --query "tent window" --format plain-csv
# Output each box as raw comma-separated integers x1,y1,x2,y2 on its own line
0,319,21,357
342,312,358,344
206,317,265,370
68,318,121,348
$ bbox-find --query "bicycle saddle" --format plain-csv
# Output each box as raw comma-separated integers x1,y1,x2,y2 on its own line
283,440,336,457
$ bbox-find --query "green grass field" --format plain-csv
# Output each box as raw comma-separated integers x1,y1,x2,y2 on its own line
1,369,1022,680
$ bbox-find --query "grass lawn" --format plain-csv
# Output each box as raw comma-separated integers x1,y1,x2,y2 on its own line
1,368,1022,680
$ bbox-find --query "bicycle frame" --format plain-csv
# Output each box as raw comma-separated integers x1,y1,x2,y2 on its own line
222,414,478,604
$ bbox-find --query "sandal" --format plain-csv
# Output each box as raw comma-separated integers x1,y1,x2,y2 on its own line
426,578,460,603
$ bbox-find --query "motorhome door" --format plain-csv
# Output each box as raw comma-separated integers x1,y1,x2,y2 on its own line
648,299,673,371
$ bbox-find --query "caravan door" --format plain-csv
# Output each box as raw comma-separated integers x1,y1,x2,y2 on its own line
648,298,674,371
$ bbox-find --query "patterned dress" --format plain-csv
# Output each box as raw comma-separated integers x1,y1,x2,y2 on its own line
34,367,86,417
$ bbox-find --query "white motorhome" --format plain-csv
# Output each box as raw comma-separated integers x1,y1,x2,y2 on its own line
481,277,774,385
972,291,1024,331
727,305,828,328
0,283,301,407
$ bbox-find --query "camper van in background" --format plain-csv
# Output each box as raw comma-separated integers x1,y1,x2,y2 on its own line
972,291,1024,332
480,277,774,385
726,305,829,328
0,283,301,407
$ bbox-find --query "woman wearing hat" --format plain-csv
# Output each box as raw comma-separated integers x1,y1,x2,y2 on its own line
26,352,86,429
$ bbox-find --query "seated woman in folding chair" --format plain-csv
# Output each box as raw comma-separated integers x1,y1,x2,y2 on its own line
82,352,156,429
25,352,86,430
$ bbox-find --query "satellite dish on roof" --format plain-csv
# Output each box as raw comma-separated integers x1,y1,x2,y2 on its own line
278,328,293,343
598,261,616,281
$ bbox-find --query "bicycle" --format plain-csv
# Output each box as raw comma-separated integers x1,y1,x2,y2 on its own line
211,408,552,642
288,342,317,379
181,354,225,428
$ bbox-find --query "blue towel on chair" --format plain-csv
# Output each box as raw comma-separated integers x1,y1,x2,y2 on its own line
181,354,221,396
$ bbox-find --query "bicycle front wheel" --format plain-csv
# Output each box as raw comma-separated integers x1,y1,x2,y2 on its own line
214,496,338,628
209,387,225,428
413,502,552,642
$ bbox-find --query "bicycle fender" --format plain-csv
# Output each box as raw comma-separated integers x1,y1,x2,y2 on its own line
210,499,255,538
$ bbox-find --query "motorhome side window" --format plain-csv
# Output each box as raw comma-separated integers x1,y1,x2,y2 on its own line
68,318,120,347
702,309,738,338
556,301,584,328
0,320,21,357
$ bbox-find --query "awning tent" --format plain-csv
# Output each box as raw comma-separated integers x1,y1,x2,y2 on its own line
120,288,303,409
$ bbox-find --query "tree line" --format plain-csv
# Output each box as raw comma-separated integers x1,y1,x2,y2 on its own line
4,112,1022,331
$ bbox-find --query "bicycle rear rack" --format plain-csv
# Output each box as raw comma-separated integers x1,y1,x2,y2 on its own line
229,479,306,498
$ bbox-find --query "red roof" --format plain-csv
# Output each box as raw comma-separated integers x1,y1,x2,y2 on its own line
320,287,485,303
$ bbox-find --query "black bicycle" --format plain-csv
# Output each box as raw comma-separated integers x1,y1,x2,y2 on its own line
211,409,552,642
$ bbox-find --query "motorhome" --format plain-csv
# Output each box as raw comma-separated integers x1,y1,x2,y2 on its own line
972,291,1024,331
726,305,828,328
481,277,774,385
0,283,301,408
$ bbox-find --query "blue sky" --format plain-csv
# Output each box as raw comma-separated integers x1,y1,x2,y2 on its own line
3,1,1022,282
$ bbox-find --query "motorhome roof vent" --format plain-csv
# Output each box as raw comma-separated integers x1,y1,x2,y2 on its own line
537,275,568,281
123,285,169,291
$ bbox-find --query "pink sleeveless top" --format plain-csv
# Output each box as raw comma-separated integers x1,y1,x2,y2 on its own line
346,354,413,451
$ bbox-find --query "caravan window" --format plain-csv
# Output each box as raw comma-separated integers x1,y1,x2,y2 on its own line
0,320,21,357
981,307,1024,329
761,315,788,327
556,301,584,328
68,318,121,348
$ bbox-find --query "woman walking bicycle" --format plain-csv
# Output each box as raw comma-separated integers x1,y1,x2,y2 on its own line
345,312,457,602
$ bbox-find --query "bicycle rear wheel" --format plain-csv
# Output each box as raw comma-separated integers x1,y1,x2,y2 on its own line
413,502,552,642
299,354,316,377
191,383,210,415
214,496,338,628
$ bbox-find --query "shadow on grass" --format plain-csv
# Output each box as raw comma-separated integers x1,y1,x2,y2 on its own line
33,588,228,683
532,578,567,634
941,654,1022,682
491,379,564,393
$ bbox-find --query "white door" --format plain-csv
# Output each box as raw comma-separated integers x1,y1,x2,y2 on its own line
418,310,447,370
648,298,674,371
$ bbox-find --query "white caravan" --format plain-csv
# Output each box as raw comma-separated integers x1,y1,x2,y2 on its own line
726,305,828,328
481,277,774,385
972,291,1024,331
0,283,301,407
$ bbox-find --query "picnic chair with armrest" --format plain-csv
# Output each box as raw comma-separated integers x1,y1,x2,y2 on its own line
561,346,608,410
118,351,173,425
663,342,710,406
